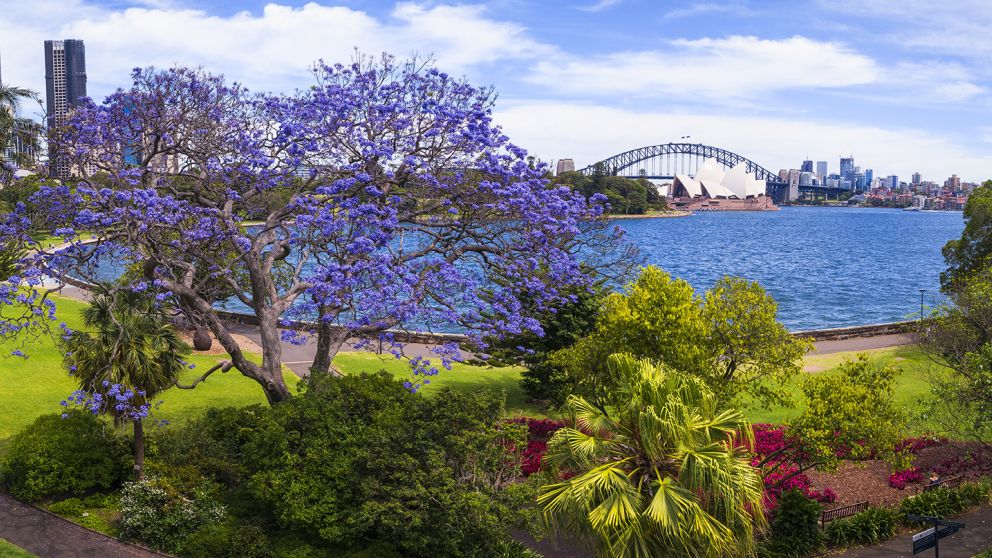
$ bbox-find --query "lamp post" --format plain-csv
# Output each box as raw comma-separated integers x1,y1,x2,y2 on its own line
919,289,926,320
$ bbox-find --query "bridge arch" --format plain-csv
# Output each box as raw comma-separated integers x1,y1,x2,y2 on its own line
577,143,784,189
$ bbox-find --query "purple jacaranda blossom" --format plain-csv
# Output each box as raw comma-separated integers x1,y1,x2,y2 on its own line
0,54,630,402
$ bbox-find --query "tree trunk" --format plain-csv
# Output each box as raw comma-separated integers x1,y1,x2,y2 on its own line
311,308,348,376
133,419,144,481
256,309,292,404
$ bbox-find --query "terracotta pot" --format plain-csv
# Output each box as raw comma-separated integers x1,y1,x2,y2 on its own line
192,328,213,351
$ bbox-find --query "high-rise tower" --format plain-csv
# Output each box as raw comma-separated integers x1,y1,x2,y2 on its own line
44,39,87,180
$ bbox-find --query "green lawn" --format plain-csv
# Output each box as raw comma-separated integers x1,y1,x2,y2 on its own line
744,344,940,430
0,292,949,445
0,539,35,558
0,295,299,443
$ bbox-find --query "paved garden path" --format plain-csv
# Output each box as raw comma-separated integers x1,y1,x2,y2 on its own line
0,494,169,558
840,505,992,557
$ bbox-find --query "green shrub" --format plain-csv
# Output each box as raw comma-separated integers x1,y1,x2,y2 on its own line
0,411,130,501
765,489,823,557
118,474,226,553
824,507,900,548
244,372,534,558
180,522,273,558
48,497,84,517
900,482,991,521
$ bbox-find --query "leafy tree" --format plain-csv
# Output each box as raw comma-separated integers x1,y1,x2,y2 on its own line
538,354,765,558
0,56,614,404
555,172,667,215
551,266,809,408
482,280,604,402
62,290,189,478
919,267,992,445
942,181,992,291
768,355,908,484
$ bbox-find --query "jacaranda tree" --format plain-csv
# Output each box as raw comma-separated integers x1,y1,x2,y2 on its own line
538,354,765,558
0,54,618,403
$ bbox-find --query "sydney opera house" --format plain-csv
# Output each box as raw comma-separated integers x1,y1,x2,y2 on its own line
670,158,778,211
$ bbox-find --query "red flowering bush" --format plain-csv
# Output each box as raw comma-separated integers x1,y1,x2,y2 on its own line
505,417,566,476
750,424,837,510
888,468,923,489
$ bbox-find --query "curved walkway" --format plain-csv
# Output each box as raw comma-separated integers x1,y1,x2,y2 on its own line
841,505,992,557
0,494,168,558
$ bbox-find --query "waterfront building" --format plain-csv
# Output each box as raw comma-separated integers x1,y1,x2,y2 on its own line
555,158,575,175
44,39,87,180
670,158,777,210
816,161,827,178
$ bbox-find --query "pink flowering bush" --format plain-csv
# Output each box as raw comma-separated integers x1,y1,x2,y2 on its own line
888,468,923,489
750,424,837,510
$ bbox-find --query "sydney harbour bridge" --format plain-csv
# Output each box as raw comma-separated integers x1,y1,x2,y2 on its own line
576,143,845,202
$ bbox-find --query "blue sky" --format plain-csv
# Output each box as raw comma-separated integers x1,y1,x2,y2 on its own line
3,0,992,181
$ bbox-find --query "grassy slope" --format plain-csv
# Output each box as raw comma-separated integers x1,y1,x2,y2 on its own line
745,344,939,429
0,296,300,441
0,540,36,558
0,293,946,442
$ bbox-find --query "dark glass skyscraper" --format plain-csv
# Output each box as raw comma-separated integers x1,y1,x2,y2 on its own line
801,160,813,173
44,39,87,180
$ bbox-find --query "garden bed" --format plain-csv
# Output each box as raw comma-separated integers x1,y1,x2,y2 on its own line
807,443,992,508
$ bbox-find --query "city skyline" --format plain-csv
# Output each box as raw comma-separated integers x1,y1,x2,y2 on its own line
2,1,992,181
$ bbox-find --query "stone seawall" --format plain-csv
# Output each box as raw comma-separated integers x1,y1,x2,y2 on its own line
792,321,915,342
52,276,917,346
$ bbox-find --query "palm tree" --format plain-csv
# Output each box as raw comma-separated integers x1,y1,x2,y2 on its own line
0,84,41,182
538,354,765,558
62,291,189,479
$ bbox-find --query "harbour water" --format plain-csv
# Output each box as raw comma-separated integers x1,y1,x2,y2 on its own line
615,206,965,330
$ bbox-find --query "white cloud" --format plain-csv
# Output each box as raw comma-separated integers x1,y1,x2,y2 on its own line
663,2,752,19
0,1,551,98
493,101,992,182
577,0,623,13
526,35,878,101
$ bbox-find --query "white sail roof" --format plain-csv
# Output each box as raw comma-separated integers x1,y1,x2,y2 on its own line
700,178,737,198
695,158,726,184
722,163,750,198
674,174,702,197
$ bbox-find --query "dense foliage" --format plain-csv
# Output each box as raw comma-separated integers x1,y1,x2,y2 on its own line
539,354,765,558
0,55,617,403
899,481,991,519
554,171,667,215
763,490,822,558
147,372,540,557
920,266,992,445
942,181,992,291
119,475,227,553
788,355,908,473
822,507,899,548
483,280,604,402
0,411,129,501
551,266,809,408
